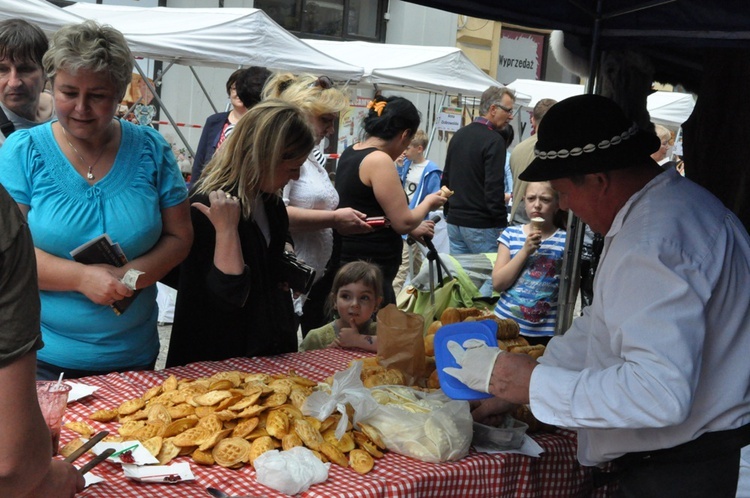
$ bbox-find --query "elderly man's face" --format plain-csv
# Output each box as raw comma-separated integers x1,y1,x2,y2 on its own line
550,175,610,234
489,94,515,130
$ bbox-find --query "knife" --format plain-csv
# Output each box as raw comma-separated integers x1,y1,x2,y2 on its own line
206,488,229,498
79,447,116,475
206,487,267,498
63,430,109,464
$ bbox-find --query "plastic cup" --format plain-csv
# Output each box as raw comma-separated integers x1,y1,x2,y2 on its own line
36,381,72,455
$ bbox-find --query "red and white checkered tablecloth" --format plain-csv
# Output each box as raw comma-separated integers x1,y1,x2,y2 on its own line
61,349,612,498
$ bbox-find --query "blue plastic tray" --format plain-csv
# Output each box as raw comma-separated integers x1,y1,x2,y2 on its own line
434,320,498,400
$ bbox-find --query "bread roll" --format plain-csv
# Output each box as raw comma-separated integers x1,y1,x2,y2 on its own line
426,320,442,336
438,186,454,198
440,307,461,325
498,336,530,350
424,334,435,357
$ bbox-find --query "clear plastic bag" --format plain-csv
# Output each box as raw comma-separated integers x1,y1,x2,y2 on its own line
363,386,473,463
303,362,380,439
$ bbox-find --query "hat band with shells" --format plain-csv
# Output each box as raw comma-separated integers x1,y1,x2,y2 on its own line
534,123,639,161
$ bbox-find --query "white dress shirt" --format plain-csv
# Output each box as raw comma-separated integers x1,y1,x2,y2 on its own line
529,168,750,466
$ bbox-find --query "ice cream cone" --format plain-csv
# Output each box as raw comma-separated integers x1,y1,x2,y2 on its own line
530,217,544,231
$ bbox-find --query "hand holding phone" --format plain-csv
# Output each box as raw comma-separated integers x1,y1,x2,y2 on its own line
365,216,389,228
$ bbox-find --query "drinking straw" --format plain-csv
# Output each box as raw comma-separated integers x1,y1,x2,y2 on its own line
56,372,65,390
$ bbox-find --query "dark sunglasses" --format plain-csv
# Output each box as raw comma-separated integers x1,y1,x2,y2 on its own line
310,75,334,89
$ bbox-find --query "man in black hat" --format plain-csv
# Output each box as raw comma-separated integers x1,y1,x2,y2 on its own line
443,94,750,497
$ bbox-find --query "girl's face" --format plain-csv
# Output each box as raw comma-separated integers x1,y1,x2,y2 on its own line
524,182,559,222
335,281,380,328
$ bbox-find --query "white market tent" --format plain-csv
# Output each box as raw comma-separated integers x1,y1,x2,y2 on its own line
646,91,696,129
303,39,518,156
507,78,695,129
61,3,363,81
303,39,504,97
0,0,83,31
1,0,365,155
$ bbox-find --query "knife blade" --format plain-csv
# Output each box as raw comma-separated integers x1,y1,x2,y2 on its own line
63,430,109,463
79,447,115,475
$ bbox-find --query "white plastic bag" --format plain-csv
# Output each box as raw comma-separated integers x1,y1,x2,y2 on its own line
253,447,329,495
364,386,473,463
302,362,380,439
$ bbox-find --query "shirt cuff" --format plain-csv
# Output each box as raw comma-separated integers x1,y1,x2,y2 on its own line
529,363,578,427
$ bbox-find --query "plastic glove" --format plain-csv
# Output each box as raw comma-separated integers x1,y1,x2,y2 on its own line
442,339,501,393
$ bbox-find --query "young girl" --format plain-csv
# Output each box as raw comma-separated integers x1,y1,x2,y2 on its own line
299,261,383,352
491,182,567,344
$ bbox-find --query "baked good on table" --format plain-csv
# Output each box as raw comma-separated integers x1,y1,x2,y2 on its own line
78,369,385,472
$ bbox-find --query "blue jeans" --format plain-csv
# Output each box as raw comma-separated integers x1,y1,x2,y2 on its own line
447,223,503,255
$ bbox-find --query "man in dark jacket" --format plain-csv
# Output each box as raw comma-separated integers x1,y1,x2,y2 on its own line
441,86,516,254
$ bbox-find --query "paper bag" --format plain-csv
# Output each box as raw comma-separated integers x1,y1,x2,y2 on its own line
376,304,425,385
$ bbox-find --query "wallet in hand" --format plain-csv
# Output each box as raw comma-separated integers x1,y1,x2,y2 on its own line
279,252,316,295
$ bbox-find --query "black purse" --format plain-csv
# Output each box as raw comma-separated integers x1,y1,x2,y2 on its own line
278,251,316,295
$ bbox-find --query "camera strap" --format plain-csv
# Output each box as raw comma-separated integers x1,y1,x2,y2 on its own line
0,106,16,138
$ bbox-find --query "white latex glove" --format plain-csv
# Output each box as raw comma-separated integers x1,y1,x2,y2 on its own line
442,339,501,393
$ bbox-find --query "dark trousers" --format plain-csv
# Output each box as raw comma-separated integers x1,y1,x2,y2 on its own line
595,424,750,498
617,447,740,498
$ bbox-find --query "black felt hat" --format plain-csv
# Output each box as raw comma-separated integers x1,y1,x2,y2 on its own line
519,94,660,182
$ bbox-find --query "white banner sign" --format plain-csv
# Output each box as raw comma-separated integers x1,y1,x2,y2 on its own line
436,106,463,132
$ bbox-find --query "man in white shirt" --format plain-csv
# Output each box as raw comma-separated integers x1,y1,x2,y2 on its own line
445,94,750,497
0,19,53,147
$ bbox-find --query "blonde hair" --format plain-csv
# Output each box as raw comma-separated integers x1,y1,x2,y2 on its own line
262,73,349,117
197,100,315,219
410,130,429,149
43,20,133,102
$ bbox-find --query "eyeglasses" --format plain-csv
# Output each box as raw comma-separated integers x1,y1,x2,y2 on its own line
494,102,514,114
310,75,334,89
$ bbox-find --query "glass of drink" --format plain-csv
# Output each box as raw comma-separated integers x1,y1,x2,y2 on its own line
36,381,72,455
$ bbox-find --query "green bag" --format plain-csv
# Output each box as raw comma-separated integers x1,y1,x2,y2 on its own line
396,253,499,330
397,277,466,329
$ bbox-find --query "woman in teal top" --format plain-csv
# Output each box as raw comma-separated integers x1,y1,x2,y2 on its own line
0,21,192,379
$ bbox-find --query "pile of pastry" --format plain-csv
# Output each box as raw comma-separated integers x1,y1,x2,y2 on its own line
61,370,386,473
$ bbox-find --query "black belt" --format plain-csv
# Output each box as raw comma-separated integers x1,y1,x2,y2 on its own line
592,422,750,488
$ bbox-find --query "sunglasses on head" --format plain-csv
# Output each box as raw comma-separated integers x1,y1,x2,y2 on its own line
310,75,334,89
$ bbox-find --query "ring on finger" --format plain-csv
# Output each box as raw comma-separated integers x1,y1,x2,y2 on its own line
225,192,232,199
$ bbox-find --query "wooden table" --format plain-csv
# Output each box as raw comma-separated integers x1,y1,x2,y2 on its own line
62,349,611,497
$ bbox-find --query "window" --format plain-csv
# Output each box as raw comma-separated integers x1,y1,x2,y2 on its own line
255,0,386,41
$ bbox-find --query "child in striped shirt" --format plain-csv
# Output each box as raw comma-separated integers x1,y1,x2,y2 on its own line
491,182,567,344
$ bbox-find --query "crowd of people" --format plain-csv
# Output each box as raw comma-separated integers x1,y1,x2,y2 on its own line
1,16,749,498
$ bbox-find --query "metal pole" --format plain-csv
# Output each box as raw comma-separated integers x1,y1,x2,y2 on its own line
555,0,605,335
133,63,196,159
425,91,448,157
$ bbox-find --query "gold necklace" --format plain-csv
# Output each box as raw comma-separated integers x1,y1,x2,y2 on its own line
61,126,110,180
